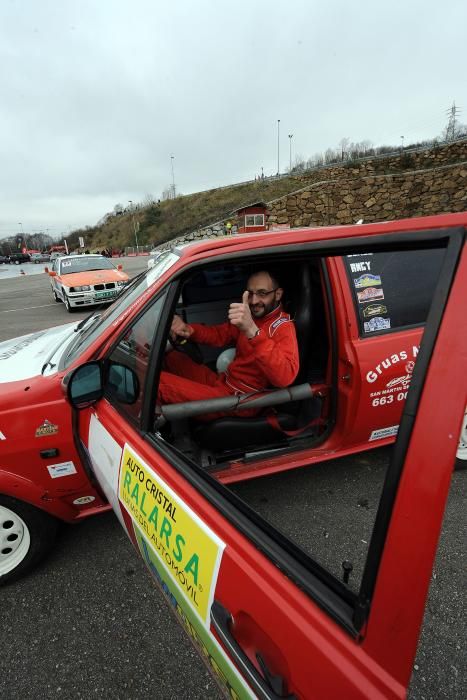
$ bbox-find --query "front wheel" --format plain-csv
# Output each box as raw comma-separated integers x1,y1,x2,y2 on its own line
64,293,74,313
0,496,58,585
53,288,60,303
455,409,467,471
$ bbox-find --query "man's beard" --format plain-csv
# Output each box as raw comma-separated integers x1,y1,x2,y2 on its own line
249,297,279,318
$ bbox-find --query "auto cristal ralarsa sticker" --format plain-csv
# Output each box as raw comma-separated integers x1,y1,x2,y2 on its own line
134,525,253,700
118,444,225,627
35,419,59,437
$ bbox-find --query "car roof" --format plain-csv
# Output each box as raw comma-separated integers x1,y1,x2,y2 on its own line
172,212,467,261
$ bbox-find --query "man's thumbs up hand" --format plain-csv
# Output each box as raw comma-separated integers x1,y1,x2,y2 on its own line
228,291,258,338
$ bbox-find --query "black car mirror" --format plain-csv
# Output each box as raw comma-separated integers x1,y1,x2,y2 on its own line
67,361,103,408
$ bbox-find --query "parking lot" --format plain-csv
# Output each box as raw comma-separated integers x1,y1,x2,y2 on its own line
0,262,465,699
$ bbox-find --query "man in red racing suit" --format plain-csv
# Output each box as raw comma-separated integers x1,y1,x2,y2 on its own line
158,270,299,416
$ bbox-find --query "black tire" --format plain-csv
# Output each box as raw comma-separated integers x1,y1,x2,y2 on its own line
53,289,60,303
455,458,467,471
0,495,58,586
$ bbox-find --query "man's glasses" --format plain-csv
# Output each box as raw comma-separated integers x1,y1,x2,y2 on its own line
247,288,278,299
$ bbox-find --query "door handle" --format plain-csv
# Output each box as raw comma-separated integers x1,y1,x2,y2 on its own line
211,600,297,700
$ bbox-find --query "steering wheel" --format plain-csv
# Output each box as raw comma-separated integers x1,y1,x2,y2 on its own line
168,334,204,365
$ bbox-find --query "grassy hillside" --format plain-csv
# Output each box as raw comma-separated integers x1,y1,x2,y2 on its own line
69,175,316,252
68,138,466,252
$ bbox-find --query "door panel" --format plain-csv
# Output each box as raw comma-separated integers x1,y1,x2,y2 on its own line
74,229,465,699
80,399,403,699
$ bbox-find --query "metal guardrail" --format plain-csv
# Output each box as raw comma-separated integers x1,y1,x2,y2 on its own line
193,136,467,193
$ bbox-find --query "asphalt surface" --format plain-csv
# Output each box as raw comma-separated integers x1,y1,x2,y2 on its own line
0,260,465,699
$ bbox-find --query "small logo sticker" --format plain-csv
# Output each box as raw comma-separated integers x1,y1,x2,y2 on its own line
73,496,96,505
47,461,77,479
35,420,59,437
354,273,382,289
357,287,385,303
369,425,399,441
364,317,391,333
362,303,388,318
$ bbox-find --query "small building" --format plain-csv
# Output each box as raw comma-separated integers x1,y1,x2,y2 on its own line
235,202,268,233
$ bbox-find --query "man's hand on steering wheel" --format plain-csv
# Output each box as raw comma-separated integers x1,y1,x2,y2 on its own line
168,314,203,363
170,314,193,343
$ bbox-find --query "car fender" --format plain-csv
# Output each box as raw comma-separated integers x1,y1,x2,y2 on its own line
0,469,78,521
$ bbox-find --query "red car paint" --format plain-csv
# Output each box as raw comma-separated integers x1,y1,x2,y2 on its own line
0,212,465,698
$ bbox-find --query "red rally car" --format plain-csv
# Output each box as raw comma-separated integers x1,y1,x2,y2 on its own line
0,212,466,699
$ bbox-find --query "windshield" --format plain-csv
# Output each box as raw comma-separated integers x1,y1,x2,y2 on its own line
62,250,179,367
59,256,116,274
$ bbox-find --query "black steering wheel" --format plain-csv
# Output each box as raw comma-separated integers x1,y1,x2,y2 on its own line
168,334,204,365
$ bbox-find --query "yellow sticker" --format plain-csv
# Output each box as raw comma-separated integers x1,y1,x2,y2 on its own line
119,444,225,626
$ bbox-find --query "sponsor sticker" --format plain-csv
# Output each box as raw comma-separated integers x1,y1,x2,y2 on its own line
369,425,399,441
354,273,382,289
357,287,385,303
134,527,253,698
0,331,47,361
47,461,78,478
364,316,391,333
0,430,6,440
362,303,388,318
72,496,96,505
118,445,225,626
349,261,371,273
35,420,59,437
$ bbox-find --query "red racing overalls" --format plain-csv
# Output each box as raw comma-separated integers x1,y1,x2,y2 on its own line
158,305,299,416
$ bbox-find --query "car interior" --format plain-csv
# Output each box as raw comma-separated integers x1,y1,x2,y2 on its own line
155,256,334,471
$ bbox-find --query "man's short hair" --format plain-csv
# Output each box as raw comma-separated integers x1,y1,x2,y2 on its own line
249,268,282,289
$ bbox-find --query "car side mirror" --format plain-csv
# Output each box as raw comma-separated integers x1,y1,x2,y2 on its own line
67,361,139,409
67,362,104,408
48,270,57,277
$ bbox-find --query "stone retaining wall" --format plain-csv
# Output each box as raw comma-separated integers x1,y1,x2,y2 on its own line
159,139,467,250
268,160,467,228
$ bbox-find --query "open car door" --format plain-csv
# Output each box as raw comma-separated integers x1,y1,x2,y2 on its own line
67,226,466,699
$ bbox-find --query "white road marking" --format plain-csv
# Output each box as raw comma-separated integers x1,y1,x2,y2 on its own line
1,304,57,313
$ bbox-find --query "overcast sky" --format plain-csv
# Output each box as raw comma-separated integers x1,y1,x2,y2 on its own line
0,0,465,240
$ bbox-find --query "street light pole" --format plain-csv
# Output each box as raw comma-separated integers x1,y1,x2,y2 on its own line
277,120,280,175
128,200,139,252
171,155,176,198
288,134,293,171
400,135,404,151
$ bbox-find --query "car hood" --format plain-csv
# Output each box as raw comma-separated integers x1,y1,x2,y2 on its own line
0,322,76,383
59,270,128,286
